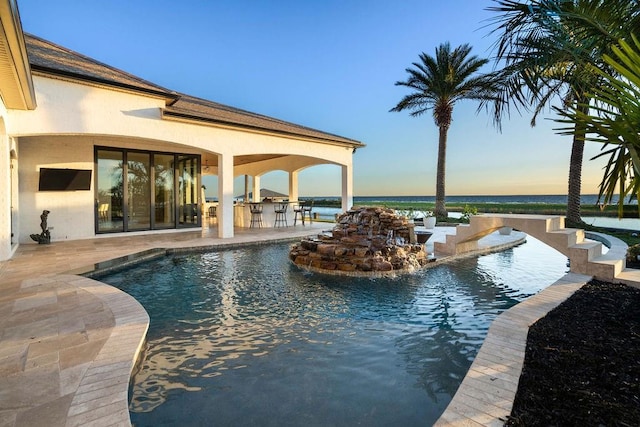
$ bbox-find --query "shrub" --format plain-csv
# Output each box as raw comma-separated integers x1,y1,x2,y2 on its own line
460,204,478,223
627,243,640,263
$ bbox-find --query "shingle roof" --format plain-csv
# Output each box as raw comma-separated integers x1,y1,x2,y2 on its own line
164,93,362,145
24,33,363,147
25,34,178,101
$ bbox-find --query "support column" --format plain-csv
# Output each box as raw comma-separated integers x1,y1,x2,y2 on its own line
217,153,234,238
341,164,353,212
252,175,261,202
244,175,249,202
0,126,10,261
289,171,299,202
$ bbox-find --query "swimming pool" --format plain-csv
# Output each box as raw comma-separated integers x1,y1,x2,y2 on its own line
98,238,568,426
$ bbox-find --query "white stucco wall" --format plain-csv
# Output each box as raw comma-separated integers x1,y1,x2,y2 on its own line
18,137,95,243
8,77,354,167
0,112,11,260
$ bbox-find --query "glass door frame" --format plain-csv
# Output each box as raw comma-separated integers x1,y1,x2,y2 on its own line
177,154,202,228
95,146,202,234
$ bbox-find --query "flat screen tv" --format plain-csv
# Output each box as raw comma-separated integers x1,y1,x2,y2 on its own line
38,168,92,191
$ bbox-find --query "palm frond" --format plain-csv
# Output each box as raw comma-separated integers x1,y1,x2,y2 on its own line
555,34,640,216
390,42,505,127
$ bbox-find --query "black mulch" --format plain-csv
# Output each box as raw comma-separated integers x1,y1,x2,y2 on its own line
505,280,640,426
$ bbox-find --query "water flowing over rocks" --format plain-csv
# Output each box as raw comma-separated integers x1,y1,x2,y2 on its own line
289,206,431,275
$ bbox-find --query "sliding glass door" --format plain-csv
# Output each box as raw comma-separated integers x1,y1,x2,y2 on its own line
95,148,200,233
127,152,151,231
178,155,200,227
155,154,175,228
96,149,124,232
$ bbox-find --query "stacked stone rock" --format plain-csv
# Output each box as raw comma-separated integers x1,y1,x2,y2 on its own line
289,206,429,274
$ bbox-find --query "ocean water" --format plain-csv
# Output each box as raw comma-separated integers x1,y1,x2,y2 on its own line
212,194,622,205
309,194,634,205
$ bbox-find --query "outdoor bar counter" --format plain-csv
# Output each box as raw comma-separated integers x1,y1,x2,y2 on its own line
234,201,295,228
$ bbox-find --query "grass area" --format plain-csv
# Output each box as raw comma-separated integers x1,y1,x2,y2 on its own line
579,222,640,247
312,199,640,247
313,199,640,218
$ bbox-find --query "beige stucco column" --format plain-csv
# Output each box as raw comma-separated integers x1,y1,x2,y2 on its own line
252,175,261,202
217,153,234,238
341,164,353,212
288,171,299,202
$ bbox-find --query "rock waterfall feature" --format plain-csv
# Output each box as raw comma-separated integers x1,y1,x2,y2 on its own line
289,206,431,276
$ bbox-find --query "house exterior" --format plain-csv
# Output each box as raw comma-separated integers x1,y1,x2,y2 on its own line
0,0,363,261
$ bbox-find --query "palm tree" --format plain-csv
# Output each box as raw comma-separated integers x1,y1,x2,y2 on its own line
557,35,640,218
487,0,640,226
390,42,502,218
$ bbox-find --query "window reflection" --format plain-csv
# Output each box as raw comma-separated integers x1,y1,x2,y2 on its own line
155,154,175,228
178,155,199,226
128,152,151,230
97,150,124,232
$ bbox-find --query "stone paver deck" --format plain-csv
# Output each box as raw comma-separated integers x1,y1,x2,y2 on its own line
1,222,635,426
0,274,148,426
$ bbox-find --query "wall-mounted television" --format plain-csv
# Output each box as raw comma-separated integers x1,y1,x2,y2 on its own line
38,168,92,191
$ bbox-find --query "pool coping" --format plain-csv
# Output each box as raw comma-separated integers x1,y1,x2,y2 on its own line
62,275,149,426
433,272,591,426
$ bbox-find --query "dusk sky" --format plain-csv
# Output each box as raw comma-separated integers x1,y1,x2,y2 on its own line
18,0,610,197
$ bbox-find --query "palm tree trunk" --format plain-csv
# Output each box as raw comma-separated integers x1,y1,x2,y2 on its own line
566,103,588,226
435,125,448,218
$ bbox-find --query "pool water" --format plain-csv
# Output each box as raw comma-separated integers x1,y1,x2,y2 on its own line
99,238,568,426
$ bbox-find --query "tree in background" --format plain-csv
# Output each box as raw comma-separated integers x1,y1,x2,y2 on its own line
557,36,640,218
390,43,502,219
487,0,640,226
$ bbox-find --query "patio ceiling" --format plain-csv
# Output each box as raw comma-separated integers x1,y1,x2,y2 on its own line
202,153,292,169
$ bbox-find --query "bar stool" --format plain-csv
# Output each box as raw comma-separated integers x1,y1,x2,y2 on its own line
249,203,263,228
274,202,288,227
292,202,305,225
302,200,314,224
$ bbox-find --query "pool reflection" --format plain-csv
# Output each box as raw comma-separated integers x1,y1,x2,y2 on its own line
99,238,567,426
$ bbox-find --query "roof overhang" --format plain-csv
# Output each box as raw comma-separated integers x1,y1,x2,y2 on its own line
162,109,366,149
0,0,36,110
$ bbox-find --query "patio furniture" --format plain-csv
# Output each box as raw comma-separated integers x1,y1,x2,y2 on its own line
98,203,109,221
208,206,217,219
249,203,263,228
415,231,432,244
302,200,314,224
292,202,305,225
274,202,288,227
